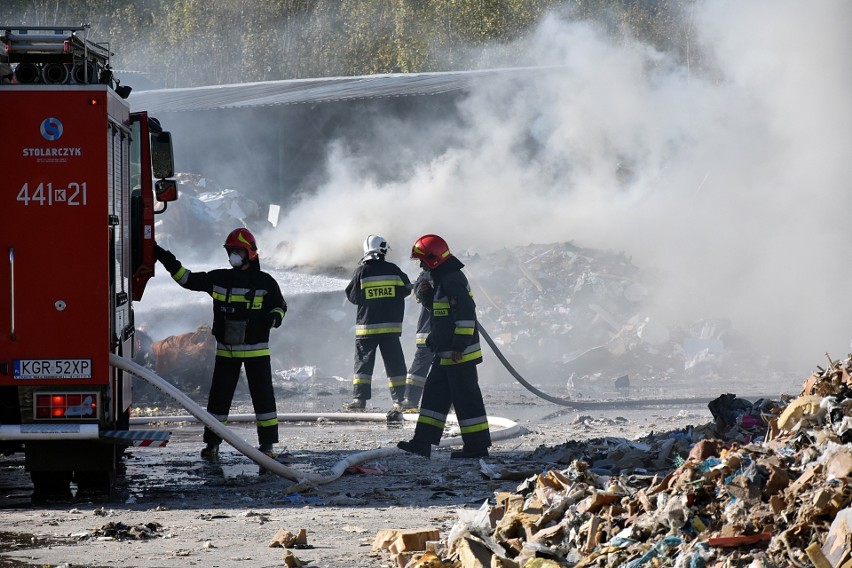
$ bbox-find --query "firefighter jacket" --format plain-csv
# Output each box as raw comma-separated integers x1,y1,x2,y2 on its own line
155,245,287,358
424,256,482,366
345,258,412,338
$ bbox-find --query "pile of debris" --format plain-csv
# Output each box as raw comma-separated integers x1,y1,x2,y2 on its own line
375,355,851,567
129,324,217,404
464,243,782,398
154,173,269,255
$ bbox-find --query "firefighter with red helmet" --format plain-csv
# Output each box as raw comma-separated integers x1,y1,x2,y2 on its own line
154,227,287,460
343,235,412,410
397,234,492,459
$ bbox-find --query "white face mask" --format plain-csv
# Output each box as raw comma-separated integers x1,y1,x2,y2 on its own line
229,252,245,268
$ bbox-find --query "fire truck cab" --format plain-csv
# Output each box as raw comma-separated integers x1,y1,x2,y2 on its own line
0,25,177,498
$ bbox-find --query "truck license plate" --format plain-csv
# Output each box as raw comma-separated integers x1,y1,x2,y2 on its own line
13,359,92,379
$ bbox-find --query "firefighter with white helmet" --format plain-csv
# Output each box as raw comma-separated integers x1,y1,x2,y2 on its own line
397,234,491,459
343,235,412,410
154,227,287,460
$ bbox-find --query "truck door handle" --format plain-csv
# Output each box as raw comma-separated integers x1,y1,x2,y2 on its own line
8,247,15,341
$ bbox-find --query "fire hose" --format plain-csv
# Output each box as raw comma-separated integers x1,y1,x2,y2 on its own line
109,354,521,486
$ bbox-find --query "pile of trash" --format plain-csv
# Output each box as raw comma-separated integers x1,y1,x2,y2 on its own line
463,243,782,398
376,355,851,567
130,324,216,403
154,173,269,255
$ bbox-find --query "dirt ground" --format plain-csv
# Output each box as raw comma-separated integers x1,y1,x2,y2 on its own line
0,383,744,568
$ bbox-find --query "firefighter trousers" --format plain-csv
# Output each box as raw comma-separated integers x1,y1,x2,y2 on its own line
203,355,279,447
412,361,491,450
352,336,407,402
404,345,432,405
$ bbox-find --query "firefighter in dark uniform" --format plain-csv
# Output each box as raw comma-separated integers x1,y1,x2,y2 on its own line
343,235,412,410
154,228,287,459
400,270,433,409
397,234,491,459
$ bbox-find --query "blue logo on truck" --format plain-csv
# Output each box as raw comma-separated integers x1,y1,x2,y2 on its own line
40,117,63,141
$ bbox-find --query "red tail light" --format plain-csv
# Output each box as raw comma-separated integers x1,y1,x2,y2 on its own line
35,392,98,420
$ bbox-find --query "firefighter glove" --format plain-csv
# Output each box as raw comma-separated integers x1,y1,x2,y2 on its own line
154,244,181,274
267,307,285,329
415,280,433,303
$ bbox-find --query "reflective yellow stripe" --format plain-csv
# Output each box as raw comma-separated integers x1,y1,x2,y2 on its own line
439,349,482,365
417,415,445,429
216,348,270,358
361,279,404,288
387,376,406,387
353,376,372,385
460,421,490,434
172,267,187,282
257,417,278,427
355,326,402,336
406,374,427,386
454,327,475,335
432,301,450,310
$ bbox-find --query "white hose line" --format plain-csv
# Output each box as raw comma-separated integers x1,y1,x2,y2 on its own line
111,354,521,486
130,413,522,447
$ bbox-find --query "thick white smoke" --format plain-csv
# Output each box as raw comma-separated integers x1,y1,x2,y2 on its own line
264,0,852,373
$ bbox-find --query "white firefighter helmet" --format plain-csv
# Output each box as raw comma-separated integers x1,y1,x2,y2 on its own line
362,234,389,261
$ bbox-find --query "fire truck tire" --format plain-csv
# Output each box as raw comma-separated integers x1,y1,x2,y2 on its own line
30,470,73,502
74,470,115,496
113,408,131,465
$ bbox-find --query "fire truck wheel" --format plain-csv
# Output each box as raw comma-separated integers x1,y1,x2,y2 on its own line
30,471,73,502
74,470,115,497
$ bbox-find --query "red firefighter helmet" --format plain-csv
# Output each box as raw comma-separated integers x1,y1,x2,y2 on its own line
223,228,258,261
411,234,451,269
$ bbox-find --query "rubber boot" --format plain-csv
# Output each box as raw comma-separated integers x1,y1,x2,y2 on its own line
200,444,220,461
343,398,366,411
450,445,489,459
397,439,431,458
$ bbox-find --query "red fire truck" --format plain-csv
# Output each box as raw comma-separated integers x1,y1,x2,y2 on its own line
0,25,177,497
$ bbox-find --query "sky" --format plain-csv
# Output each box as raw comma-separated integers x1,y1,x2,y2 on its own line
248,0,852,374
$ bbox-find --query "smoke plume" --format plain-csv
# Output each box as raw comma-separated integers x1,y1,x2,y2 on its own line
263,1,852,373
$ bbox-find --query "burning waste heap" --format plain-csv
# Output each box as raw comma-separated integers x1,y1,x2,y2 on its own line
375,357,851,567
462,242,786,399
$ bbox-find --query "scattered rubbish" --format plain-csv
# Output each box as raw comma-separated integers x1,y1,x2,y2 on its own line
374,353,852,566
91,521,162,541
282,548,312,567
373,528,440,566
269,527,310,549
